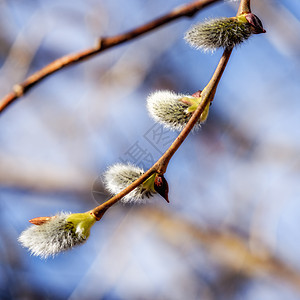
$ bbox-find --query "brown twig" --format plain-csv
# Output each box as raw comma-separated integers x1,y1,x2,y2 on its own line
0,0,221,114
90,0,252,221
155,47,232,175
91,47,232,220
237,0,251,15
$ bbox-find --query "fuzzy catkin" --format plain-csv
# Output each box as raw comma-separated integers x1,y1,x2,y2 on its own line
103,163,154,203
18,212,88,259
185,17,252,52
147,90,202,131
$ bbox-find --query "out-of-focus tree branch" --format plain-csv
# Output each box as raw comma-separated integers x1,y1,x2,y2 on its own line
0,0,221,114
141,206,300,293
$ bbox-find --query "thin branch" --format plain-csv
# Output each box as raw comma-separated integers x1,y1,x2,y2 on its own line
0,0,221,114
155,47,232,174
91,47,232,220
90,0,250,220
237,0,251,15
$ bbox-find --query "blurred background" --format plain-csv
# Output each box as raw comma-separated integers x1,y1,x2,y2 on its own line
1,0,300,299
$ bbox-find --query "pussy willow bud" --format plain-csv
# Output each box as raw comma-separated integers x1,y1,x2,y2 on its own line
104,163,152,203
18,212,96,259
184,14,265,52
103,163,169,203
147,90,209,131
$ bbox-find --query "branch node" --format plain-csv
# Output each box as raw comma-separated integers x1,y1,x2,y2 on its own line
13,84,24,97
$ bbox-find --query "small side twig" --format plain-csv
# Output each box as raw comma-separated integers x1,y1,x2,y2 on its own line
0,0,221,114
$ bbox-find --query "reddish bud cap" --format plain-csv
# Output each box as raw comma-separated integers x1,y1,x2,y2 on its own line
245,13,266,34
154,174,169,203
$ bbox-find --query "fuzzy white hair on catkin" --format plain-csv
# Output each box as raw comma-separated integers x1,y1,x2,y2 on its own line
18,212,88,259
103,163,150,204
147,90,202,131
184,17,252,52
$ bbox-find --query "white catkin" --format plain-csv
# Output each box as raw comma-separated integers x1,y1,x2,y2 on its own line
184,17,252,52
18,212,88,259
103,163,154,204
147,90,202,131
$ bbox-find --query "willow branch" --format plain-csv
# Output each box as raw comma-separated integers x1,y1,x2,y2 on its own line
0,0,221,114
156,47,232,174
91,47,232,219
90,0,250,220
237,0,251,15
